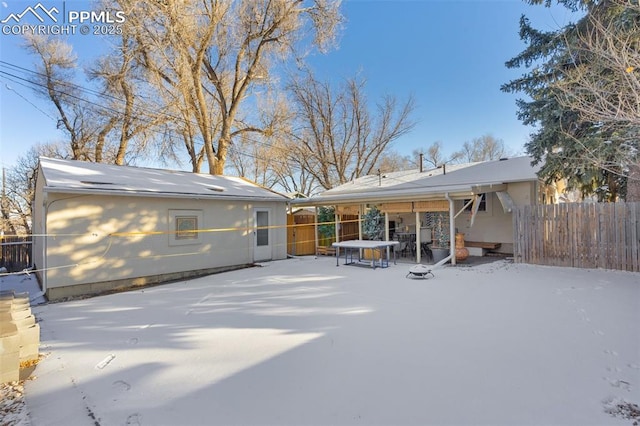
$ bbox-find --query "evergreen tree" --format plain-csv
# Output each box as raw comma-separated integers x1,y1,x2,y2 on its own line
502,0,628,201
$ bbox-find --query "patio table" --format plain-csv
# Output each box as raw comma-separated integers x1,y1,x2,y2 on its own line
331,240,399,269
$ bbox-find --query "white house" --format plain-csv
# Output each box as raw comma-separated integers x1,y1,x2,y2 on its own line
32,157,289,300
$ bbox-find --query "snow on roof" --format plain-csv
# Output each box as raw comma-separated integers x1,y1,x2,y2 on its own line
39,157,288,201
321,162,479,196
293,156,541,205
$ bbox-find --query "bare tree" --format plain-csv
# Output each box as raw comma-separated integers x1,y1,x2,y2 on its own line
413,142,460,170
553,0,640,200
227,134,282,188
454,134,510,163
2,143,70,236
23,35,104,161
120,0,343,175
89,34,168,165
287,71,416,189
376,150,413,173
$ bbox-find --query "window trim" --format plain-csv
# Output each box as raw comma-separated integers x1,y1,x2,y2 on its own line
169,209,204,246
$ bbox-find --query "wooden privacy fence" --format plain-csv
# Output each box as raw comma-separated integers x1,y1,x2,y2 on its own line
0,236,32,272
513,202,640,272
287,214,360,256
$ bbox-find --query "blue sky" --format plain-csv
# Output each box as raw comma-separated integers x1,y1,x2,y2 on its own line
0,0,579,170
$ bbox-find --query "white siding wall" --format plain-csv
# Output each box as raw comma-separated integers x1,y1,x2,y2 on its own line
454,182,535,248
43,194,287,289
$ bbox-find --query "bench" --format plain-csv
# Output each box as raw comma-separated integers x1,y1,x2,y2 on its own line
316,246,336,256
464,241,501,256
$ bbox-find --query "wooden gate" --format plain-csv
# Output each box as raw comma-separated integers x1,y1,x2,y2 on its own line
287,214,317,256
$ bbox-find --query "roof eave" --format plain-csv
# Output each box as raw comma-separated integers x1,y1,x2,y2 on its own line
291,178,539,207
291,188,474,207
43,186,289,202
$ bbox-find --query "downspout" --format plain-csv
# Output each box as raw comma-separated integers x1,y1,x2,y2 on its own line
41,192,48,295
287,201,294,256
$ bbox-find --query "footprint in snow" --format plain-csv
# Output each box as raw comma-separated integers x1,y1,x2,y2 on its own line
127,337,139,345
604,349,619,357
604,377,633,391
113,380,131,391
126,413,142,425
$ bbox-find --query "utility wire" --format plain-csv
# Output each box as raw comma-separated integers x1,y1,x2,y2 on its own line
2,81,57,122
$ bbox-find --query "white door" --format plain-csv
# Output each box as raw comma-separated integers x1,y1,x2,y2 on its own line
254,208,272,262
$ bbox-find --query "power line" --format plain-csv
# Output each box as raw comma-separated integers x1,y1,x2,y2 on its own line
0,69,301,177
0,59,398,189
1,81,57,122
0,60,289,159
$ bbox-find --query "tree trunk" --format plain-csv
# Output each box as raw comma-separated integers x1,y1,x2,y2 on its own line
626,162,640,202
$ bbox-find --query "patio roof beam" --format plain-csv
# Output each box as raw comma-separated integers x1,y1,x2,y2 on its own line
495,191,516,213
454,198,475,219
471,183,507,194
290,190,479,208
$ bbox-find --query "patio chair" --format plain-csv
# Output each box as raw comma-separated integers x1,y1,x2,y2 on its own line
398,241,408,257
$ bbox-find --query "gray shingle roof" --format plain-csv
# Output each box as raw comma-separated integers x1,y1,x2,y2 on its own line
39,157,289,201
292,156,541,206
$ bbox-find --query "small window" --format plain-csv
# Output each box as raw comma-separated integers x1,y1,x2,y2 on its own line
175,216,198,240
169,209,203,246
464,194,486,212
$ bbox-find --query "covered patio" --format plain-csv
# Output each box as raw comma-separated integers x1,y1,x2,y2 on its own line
290,157,539,266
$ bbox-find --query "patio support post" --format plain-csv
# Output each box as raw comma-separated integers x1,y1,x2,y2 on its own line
385,211,390,260
358,204,364,259
384,212,389,241
334,206,340,243
358,204,363,240
314,206,319,254
415,210,421,263
445,192,456,265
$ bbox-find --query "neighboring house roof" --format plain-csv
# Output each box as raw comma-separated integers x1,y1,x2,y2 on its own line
38,157,289,202
292,156,541,206
290,207,315,215
283,191,309,199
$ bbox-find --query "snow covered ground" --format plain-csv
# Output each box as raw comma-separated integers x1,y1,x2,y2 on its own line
3,256,639,425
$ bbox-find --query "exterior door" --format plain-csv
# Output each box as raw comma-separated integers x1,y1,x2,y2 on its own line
254,208,272,262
